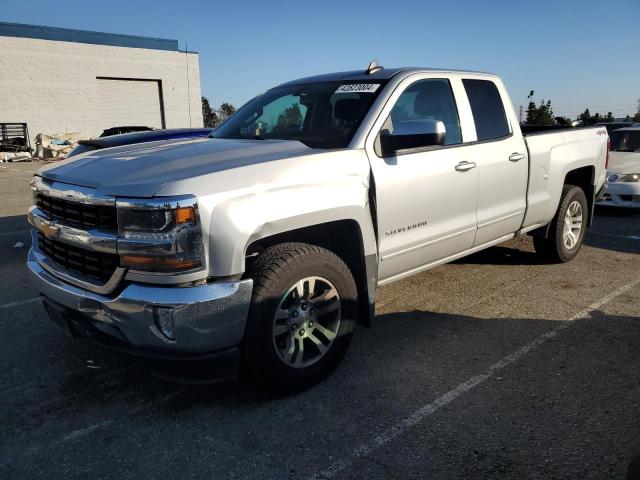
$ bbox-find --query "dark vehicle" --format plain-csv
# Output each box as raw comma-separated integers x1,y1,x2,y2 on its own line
67,128,215,157
609,128,640,152
597,122,634,134
99,126,154,137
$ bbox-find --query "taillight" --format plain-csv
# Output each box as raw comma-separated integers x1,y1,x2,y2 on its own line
606,137,610,169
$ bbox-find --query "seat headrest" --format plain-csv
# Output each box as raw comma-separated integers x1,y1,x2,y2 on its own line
333,98,360,121
414,83,451,116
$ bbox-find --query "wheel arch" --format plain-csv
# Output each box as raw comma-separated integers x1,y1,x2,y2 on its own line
245,220,377,326
531,165,595,239
563,165,595,227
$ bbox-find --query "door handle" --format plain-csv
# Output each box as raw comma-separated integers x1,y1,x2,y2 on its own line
509,152,525,162
455,161,476,172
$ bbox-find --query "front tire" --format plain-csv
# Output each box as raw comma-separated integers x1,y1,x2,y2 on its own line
243,243,357,391
533,185,588,263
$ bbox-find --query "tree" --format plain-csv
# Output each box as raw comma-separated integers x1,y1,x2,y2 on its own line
201,96,219,128
579,108,592,126
525,100,537,125
277,103,303,128
604,112,615,123
219,102,236,121
200,98,236,127
525,97,554,125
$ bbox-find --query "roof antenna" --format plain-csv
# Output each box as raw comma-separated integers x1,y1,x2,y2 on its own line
366,59,383,75
185,42,192,131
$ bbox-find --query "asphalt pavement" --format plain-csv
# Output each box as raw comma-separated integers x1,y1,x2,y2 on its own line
1,162,639,479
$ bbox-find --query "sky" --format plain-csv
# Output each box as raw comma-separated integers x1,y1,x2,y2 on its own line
3,0,639,120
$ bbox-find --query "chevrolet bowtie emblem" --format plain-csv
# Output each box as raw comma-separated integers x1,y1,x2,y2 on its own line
41,222,59,239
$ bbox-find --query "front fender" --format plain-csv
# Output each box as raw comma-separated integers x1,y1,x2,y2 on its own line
207,178,377,277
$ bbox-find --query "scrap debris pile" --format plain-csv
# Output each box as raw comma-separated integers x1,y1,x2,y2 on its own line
0,122,88,162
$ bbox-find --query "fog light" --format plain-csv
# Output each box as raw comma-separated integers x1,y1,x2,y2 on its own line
154,307,175,340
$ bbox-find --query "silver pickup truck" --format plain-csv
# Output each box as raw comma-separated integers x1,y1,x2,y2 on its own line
28,64,608,389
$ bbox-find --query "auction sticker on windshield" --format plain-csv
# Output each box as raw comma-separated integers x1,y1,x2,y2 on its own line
335,84,381,94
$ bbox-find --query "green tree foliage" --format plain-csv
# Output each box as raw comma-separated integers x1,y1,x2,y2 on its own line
277,103,303,128
200,97,236,127
526,99,554,125
578,109,613,126
201,96,219,128
579,108,592,125
219,103,236,120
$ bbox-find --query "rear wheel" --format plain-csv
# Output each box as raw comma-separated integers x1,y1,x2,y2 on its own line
533,185,588,263
243,243,357,391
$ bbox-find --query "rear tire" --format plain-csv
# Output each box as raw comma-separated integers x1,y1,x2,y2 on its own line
242,242,357,391
533,185,588,263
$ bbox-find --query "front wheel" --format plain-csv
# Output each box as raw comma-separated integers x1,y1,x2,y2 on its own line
243,243,358,391
533,185,588,263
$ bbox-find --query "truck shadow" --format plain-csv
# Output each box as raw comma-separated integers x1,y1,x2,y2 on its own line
28,306,638,412
453,244,541,266
5,307,640,480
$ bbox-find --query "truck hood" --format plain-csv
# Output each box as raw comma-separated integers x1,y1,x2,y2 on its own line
38,137,315,197
608,151,640,175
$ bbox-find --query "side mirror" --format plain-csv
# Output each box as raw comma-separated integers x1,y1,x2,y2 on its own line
380,119,446,155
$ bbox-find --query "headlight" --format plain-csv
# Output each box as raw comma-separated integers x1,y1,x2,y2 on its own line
618,174,640,183
116,195,204,273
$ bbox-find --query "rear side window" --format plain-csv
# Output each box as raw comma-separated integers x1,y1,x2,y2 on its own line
463,79,510,141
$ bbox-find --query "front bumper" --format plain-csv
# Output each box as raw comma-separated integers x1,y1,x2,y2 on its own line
28,248,253,356
596,182,640,208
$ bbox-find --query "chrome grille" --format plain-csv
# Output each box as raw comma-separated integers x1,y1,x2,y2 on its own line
35,193,117,230
37,232,119,282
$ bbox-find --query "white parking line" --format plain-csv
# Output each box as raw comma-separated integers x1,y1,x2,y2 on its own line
308,276,640,480
62,420,113,442
0,297,41,310
0,229,30,238
590,231,640,241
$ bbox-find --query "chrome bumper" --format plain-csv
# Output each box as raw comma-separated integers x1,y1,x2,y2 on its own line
596,182,640,208
28,248,253,354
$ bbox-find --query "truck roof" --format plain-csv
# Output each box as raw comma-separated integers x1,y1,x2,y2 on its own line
278,67,494,87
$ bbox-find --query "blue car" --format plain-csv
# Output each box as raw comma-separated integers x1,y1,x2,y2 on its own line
66,128,214,157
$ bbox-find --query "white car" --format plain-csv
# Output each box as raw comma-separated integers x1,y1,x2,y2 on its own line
599,127,640,208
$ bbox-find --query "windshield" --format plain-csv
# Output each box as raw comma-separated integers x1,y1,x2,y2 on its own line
212,81,387,149
610,131,640,152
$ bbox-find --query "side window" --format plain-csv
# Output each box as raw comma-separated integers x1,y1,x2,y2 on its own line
387,79,462,146
462,79,510,141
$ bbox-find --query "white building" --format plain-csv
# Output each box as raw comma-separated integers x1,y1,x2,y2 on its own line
0,22,203,146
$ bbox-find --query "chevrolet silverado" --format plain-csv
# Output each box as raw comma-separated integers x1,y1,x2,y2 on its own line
28,63,608,389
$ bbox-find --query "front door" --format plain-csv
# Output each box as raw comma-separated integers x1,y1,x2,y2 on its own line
366,77,479,283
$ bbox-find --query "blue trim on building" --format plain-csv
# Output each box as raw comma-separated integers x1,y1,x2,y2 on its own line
0,22,179,51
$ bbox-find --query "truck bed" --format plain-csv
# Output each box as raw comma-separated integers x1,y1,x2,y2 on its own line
522,125,585,135
522,125,607,230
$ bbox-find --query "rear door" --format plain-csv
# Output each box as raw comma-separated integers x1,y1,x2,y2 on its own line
365,74,479,283
461,78,528,245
